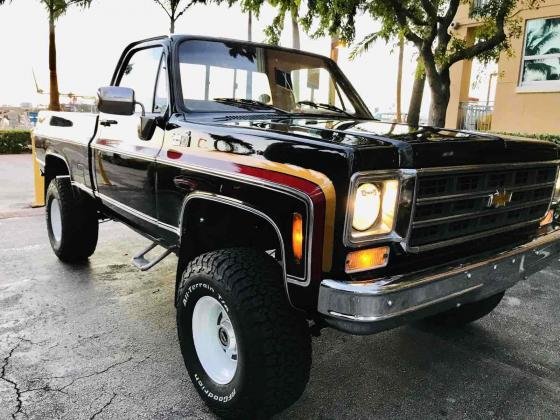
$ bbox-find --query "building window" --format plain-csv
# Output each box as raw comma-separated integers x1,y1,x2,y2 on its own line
520,17,560,89
472,0,490,9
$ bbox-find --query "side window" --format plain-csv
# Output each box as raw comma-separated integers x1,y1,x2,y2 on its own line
118,46,163,112
154,57,169,114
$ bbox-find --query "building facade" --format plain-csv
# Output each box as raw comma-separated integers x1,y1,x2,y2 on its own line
446,0,560,134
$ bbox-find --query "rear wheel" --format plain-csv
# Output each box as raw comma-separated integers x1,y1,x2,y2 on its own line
46,177,98,262
177,248,311,419
426,292,505,327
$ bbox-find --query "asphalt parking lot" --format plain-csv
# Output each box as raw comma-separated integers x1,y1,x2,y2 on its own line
1,154,560,419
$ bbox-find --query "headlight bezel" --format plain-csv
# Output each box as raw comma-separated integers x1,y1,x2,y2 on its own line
343,169,417,247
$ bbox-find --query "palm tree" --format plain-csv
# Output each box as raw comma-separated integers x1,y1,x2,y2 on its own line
0,0,93,111
245,8,253,98
154,0,197,34
395,33,404,122
407,57,426,127
290,6,300,50
351,31,420,124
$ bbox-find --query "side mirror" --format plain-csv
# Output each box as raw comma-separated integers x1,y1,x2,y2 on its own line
97,86,136,115
138,115,161,141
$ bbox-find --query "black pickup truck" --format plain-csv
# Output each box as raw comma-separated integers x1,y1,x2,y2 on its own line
34,35,560,418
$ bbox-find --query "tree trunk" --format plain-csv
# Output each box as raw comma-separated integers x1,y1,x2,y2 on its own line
291,11,300,50
429,84,451,127
170,18,175,34
424,58,451,127
246,11,253,98
395,34,404,123
407,59,426,127
48,17,61,112
330,35,339,62
247,11,252,41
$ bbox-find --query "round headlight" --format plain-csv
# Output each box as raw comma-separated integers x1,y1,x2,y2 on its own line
352,183,381,231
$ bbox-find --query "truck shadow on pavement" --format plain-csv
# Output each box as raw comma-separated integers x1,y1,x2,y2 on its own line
281,306,560,419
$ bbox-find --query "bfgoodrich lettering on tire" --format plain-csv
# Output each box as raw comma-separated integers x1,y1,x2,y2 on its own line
176,248,312,418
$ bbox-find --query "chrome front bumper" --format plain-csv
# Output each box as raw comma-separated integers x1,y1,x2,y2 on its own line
318,229,560,335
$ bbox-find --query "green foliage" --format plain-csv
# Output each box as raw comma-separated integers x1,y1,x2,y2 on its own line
0,130,32,154
494,132,560,145
0,0,94,21
203,0,301,45
349,31,383,60
45,0,93,20
267,0,302,43
0,0,94,19
304,0,529,72
154,0,197,26
263,11,286,45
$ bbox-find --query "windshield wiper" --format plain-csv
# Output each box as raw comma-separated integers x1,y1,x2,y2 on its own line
297,100,353,116
214,98,289,114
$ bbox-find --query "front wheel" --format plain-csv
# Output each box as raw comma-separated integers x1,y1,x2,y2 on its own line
46,177,99,262
176,248,311,419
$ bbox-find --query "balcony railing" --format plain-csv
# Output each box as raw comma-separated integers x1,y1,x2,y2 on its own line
458,101,494,132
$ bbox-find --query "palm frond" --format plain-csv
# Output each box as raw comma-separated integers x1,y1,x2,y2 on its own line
525,61,555,80
349,31,381,60
526,31,557,56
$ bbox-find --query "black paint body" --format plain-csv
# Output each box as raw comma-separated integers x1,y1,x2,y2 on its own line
34,35,559,315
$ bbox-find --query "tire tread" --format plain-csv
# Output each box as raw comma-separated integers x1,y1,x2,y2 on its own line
46,178,98,262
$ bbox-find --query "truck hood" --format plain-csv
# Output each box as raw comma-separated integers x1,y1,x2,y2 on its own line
218,117,559,169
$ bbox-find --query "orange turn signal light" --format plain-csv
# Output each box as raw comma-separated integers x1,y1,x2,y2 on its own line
540,210,554,227
292,213,304,263
345,247,389,273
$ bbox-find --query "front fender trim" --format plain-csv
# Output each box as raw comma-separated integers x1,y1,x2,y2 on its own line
179,191,298,308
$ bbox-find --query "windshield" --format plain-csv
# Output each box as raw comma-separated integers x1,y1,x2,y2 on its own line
177,39,369,117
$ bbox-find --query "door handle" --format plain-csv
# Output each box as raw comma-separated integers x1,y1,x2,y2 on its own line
100,119,118,127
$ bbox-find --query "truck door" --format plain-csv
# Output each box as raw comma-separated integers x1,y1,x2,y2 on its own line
93,45,169,236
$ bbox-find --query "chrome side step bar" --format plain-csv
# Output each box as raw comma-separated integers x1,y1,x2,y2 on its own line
132,242,175,271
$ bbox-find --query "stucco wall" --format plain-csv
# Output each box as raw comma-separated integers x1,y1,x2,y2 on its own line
446,1,560,134
492,3,560,134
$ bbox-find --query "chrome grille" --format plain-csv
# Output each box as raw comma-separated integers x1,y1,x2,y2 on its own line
408,163,558,251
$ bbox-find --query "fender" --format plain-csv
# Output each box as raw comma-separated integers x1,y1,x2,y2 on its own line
44,151,71,175
178,191,296,308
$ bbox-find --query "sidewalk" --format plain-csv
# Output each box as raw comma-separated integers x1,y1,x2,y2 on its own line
0,154,43,219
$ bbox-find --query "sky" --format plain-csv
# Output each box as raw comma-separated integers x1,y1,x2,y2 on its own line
0,0,489,118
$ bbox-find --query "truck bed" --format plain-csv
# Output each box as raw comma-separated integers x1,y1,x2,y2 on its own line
34,111,99,189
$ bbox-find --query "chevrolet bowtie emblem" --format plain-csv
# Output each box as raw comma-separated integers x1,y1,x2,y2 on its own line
487,188,513,208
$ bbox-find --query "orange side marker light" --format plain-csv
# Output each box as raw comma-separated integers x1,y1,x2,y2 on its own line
292,213,304,264
345,247,389,273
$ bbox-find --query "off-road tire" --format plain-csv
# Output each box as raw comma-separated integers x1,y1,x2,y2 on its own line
426,292,505,327
46,177,98,262
176,248,312,419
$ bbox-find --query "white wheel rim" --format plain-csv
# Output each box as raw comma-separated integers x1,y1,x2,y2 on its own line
50,198,62,242
192,296,238,385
